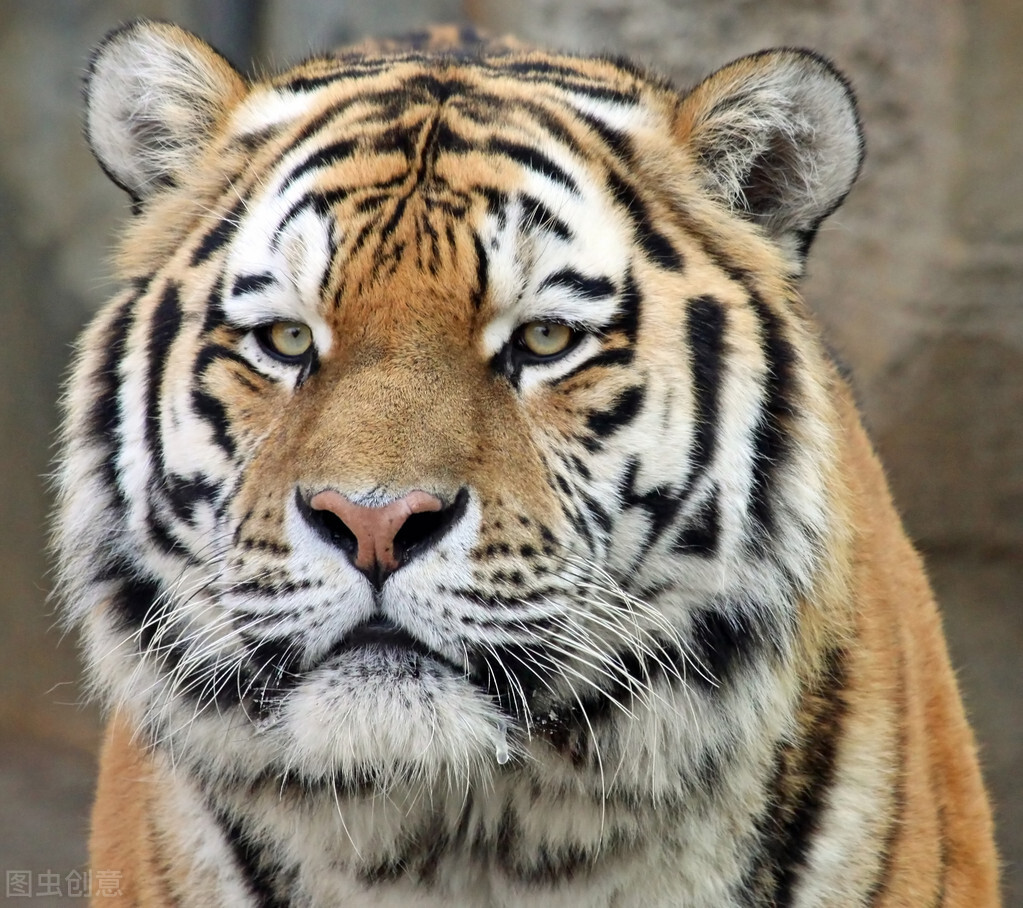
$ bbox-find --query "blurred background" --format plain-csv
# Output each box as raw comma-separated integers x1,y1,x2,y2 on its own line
1,0,1019,903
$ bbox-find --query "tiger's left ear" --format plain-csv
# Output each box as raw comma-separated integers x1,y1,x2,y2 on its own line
85,20,247,206
675,49,864,264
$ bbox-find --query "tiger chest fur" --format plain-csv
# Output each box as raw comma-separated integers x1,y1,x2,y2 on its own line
54,19,999,907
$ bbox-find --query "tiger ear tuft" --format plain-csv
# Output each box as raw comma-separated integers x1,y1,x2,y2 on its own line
676,49,864,263
85,20,246,205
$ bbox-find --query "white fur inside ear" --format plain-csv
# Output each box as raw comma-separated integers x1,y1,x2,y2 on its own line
681,50,864,257
85,20,245,201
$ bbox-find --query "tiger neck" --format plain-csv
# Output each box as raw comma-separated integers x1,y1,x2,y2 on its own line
179,708,788,906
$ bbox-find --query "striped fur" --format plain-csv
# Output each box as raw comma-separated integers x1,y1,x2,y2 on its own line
55,20,998,906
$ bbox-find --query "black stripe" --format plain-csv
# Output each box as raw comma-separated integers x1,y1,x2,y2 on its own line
686,295,727,474
618,458,685,552
471,641,556,720
235,125,281,154
520,194,572,240
282,63,391,93
450,89,584,160
497,837,591,886
517,630,702,755
607,269,641,343
370,121,422,160
562,347,634,389
215,809,292,908
87,296,138,443
275,187,351,242
586,384,645,439
147,506,192,557
191,198,245,265
744,647,848,905
605,170,684,271
273,92,384,167
147,628,245,711
688,604,769,692
193,341,258,379
353,191,392,215
189,344,243,458
672,491,720,556
231,273,277,296
573,109,633,163
471,233,489,310
108,569,161,634
747,295,797,541
145,284,183,484
165,474,222,525
495,59,641,106
563,503,595,548
488,138,579,193
201,277,228,333
538,268,615,300
284,138,359,188
366,117,444,259
433,119,474,156
191,388,235,459
87,297,138,512
579,489,612,535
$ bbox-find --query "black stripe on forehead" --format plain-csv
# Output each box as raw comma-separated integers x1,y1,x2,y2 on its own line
518,194,572,240
494,58,643,106
605,170,685,272
192,196,246,266
537,269,615,299
486,138,580,194
283,138,360,189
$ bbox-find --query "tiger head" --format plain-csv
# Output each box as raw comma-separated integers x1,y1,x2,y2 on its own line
57,21,862,796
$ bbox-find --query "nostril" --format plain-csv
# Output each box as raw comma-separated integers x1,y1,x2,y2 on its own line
296,489,360,557
392,488,469,563
310,506,359,555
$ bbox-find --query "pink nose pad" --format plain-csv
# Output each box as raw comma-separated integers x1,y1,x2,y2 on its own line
308,489,445,585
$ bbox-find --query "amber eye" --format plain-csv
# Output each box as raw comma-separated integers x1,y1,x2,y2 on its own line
258,321,313,362
515,321,577,359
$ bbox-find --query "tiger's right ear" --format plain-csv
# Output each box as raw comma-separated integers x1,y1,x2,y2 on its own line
85,20,246,205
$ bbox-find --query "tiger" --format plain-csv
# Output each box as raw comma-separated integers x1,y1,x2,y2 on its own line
53,17,999,907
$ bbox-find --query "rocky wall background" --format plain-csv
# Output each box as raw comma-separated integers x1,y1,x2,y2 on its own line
1,1,1018,902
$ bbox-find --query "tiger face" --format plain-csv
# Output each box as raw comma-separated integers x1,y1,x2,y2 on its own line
59,22,862,799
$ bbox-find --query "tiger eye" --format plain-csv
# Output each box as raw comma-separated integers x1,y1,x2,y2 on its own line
518,321,575,358
264,321,313,360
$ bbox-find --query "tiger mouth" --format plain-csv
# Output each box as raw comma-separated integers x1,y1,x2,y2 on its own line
319,617,452,667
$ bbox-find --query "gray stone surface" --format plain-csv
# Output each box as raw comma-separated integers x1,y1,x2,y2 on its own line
0,738,94,905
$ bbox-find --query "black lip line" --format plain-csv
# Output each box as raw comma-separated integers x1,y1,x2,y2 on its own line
320,617,461,671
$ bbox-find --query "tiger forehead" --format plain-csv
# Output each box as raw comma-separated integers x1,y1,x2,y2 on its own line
262,46,656,113
223,53,646,336
232,49,660,176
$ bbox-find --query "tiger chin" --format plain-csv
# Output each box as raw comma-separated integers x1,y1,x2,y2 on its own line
53,18,999,907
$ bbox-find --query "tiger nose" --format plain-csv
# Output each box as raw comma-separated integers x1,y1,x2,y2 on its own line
303,488,459,589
